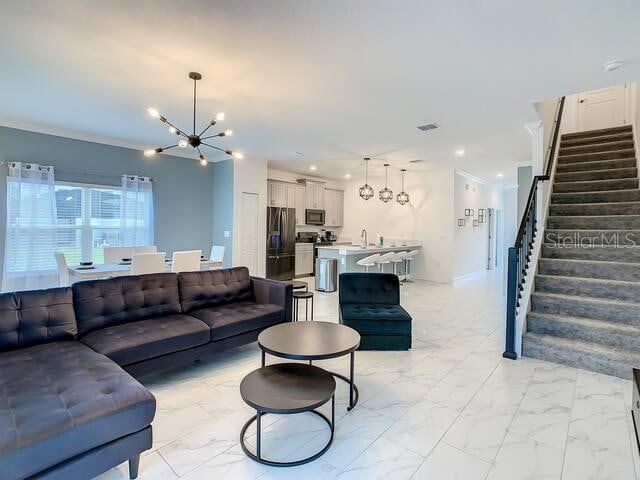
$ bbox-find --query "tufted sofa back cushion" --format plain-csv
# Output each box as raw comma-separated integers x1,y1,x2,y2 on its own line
178,267,253,313
73,273,181,336
0,287,77,352
339,273,400,305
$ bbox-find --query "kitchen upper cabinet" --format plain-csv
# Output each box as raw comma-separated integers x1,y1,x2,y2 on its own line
293,184,306,225
305,181,324,210
267,181,287,207
324,188,344,226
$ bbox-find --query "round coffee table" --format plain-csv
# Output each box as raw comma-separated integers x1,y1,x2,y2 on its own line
258,321,361,410
240,363,336,466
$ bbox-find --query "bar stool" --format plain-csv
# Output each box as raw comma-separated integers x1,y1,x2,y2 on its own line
403,250,419,283
377,252,395,273
293,291,314,321
391,251,408,280
356,253,381,273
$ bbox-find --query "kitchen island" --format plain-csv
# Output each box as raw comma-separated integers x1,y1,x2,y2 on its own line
317,243,421,275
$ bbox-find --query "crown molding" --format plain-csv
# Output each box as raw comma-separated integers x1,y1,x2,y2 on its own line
455,169,490,186
524,120,543,135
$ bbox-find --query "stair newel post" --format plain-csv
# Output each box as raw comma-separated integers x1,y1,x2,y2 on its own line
504,246,519,360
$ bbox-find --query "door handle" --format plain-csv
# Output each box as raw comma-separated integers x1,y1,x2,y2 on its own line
579,99,585,104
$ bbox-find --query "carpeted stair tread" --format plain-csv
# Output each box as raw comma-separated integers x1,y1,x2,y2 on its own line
560,132,633,147
558,149,635,164
547,214,640,229
556,158,637,173
554,167,637,183
527,312,640,350
551,189,640,204
553,178,638,193
522,332,639,379
534,273,640,302
561,125,632,140
549,201,640,216
538,257,640,282
559,140,635,155
531,291,640,325
541,243,640,262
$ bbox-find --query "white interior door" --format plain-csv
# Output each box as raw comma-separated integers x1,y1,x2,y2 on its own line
240,192,259,274
577,85,626,131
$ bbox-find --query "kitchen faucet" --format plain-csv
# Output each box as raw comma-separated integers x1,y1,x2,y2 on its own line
361,229,367,248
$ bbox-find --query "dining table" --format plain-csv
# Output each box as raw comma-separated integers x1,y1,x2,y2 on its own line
68,259,223,283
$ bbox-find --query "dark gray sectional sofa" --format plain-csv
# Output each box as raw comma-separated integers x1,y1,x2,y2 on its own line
0,267,292,480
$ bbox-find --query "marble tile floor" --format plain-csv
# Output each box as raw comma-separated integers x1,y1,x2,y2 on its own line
97,271,640,480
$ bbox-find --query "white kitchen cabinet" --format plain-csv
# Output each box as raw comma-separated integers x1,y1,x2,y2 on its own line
305,181,324,210
295,243,314,276
267,181,287,207
324,188,344,227
293,184,306,225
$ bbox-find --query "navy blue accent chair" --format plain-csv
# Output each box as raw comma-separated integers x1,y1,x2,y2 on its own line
338,273,412,350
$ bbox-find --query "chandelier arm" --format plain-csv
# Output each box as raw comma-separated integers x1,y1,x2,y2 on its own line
162,117,190,137
197,146,204,157
201,142,229,153
200,133,225,141
198,123,215,137
159,143,180,151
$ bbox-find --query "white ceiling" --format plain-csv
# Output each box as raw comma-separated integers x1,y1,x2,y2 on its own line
1,1,639,186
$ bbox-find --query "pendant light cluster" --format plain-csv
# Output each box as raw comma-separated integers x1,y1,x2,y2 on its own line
358,158,410,205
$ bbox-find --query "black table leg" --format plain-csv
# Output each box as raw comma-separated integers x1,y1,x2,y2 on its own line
261,350,266,367
349,351,355,410
256,410,261,460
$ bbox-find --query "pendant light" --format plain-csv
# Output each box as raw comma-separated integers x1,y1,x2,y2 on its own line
397,169,410,205
359,157,374,200
379,164,393,203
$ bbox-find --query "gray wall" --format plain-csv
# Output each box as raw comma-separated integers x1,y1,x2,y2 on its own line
212,160,234,267
517,166,533,221
0,126,214,272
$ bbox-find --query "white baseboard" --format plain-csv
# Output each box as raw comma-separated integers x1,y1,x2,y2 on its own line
453,269,487,284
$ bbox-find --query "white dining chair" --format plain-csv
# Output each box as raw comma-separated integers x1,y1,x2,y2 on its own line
209,245,225,264
131,252,166,275
132,245,158,255
104,246,133,264
391,251,408,279
54,252,69,287
403,250,419,283
356,253,381,273
377,252,395,273
171,250,202,273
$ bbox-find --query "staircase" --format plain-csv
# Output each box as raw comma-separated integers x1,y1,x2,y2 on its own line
522,124,640,379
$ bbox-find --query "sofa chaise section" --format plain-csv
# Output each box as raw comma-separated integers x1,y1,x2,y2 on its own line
0,288,155,480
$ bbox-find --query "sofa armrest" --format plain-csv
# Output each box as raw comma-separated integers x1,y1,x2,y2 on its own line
250,277,293,322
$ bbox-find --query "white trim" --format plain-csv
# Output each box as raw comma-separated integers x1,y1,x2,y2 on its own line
524,120,543,135
454,169,489,186
453,269,487,283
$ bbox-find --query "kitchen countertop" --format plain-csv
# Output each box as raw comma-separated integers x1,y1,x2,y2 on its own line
316,243,422,255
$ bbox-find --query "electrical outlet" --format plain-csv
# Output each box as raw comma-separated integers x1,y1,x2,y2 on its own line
224,231,230,238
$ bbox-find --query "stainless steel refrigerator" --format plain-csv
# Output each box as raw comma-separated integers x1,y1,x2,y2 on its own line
266,207,296,280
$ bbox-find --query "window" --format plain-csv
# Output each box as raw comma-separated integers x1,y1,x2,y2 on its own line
6,181,154,274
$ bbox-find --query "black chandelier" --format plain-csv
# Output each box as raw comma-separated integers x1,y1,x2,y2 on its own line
379,164,393,203
144,72,243,166
359,157,374,200
397,169,410,205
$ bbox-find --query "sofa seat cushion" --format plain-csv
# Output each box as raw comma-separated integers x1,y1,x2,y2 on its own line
80,314,211,366
189,301,284,341
340,304,412,335
0,341,155,480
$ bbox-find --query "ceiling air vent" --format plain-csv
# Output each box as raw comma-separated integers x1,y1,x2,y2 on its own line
409,159,425,164
417,123,439,132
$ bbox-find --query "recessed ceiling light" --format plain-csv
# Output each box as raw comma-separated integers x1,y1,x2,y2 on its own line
344,173,351,179
497,173,504,178
309,165,317,171
455,149,465,157
603,59,624,72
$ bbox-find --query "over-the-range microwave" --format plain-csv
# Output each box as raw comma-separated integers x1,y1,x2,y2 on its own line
305,209,325,225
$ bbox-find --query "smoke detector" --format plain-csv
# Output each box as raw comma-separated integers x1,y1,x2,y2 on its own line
416,123,439,132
